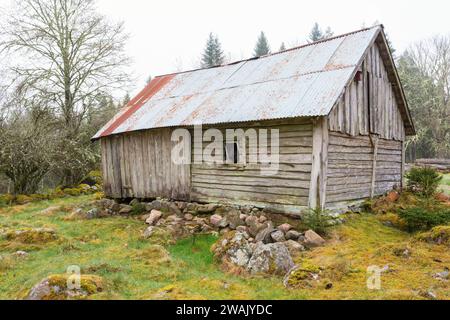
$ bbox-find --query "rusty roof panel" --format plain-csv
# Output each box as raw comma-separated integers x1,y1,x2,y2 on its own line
93,26,382,139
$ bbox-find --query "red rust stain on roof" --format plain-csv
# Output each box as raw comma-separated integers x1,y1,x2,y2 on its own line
100,74,175,137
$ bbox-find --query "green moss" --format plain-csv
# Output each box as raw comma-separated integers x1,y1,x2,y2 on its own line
4,228,58,244
417,225,450,246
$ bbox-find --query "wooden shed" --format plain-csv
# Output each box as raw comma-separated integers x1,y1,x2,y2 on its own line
93,25,415,215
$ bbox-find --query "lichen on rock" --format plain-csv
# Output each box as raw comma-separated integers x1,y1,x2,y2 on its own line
26,274,104,300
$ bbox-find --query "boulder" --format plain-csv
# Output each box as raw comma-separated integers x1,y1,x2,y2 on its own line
271,230,286,243
119,205,132,215
239,213,247,220
303,230,326,248
212,231,254,270
245,216,266,237
168,203,182,216
236,226,249,234
285,230,301,241
86,208,99,220
247,243,294,275
26,274,104,300
227,210,245,229
277,223,293,233
197,204,219,214
284,240,306,255
255,224,276,244
129,199,140,207
146,210,163,226
210,214,223,228
386,191,400,202
184,213,194,221
13,251,29,258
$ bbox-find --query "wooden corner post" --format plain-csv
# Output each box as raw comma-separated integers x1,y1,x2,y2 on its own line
369,134,380,198
309,117,329,210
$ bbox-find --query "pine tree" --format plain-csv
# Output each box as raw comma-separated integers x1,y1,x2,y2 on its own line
309,23,323,42
201,33,225,68
253,31,271,57
308,23,334,42
324,27,334,39
279,42,286,52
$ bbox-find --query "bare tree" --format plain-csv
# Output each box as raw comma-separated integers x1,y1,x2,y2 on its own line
0,0,131,137
399,35,450,159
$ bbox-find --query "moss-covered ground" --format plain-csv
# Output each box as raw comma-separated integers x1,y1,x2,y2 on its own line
0,189,449,300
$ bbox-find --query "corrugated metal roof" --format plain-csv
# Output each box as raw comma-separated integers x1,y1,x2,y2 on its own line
94,26,383,139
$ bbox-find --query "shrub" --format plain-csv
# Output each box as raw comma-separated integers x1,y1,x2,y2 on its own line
406,167,442,198
80,170,103,186
398,207,450,232
302,208,337,235
130,202,146,216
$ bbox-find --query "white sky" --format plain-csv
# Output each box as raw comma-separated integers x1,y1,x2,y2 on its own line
2,0,450,94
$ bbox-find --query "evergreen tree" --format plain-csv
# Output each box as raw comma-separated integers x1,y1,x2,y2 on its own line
253,31,271,57
309,23,323,42
279,42,286,51
308,23,333,42
201,33,225,68
324,27,334,39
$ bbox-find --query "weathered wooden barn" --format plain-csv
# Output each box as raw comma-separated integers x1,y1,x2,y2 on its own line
93,25,415,214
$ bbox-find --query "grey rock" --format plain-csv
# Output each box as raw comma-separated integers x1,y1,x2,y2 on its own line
129,199,140,206
284,240,306,255
213,231,254,268
86,208,99,220
236,226,249,234
13,251,29,258
304,230,326,247
168,203,182,216
271,230,286,243
197,203,219,214
227,211,245,230
285,230,301,241
119,205,132,215
150,200,162,211
247,243,294,275
255,224,275,244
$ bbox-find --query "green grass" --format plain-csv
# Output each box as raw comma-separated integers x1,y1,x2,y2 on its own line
1,196,449,300
439,173,450,196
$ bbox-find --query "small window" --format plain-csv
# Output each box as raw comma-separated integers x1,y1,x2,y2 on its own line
224,142,239,164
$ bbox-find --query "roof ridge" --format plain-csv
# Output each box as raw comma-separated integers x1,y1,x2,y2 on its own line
152,25,383,79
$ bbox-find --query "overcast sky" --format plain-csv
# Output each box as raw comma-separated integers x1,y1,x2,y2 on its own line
2,0,450,94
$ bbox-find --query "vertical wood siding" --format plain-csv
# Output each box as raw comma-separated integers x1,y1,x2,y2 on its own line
328,43,406,141
100,129,191,200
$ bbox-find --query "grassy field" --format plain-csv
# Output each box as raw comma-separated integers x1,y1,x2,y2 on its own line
1,192,449,300
439,173,450,196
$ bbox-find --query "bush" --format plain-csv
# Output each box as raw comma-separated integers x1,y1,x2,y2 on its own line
80,170,103,186
302,208,337,235
398,207,450,232
406,167,442,198
130,202,146,216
